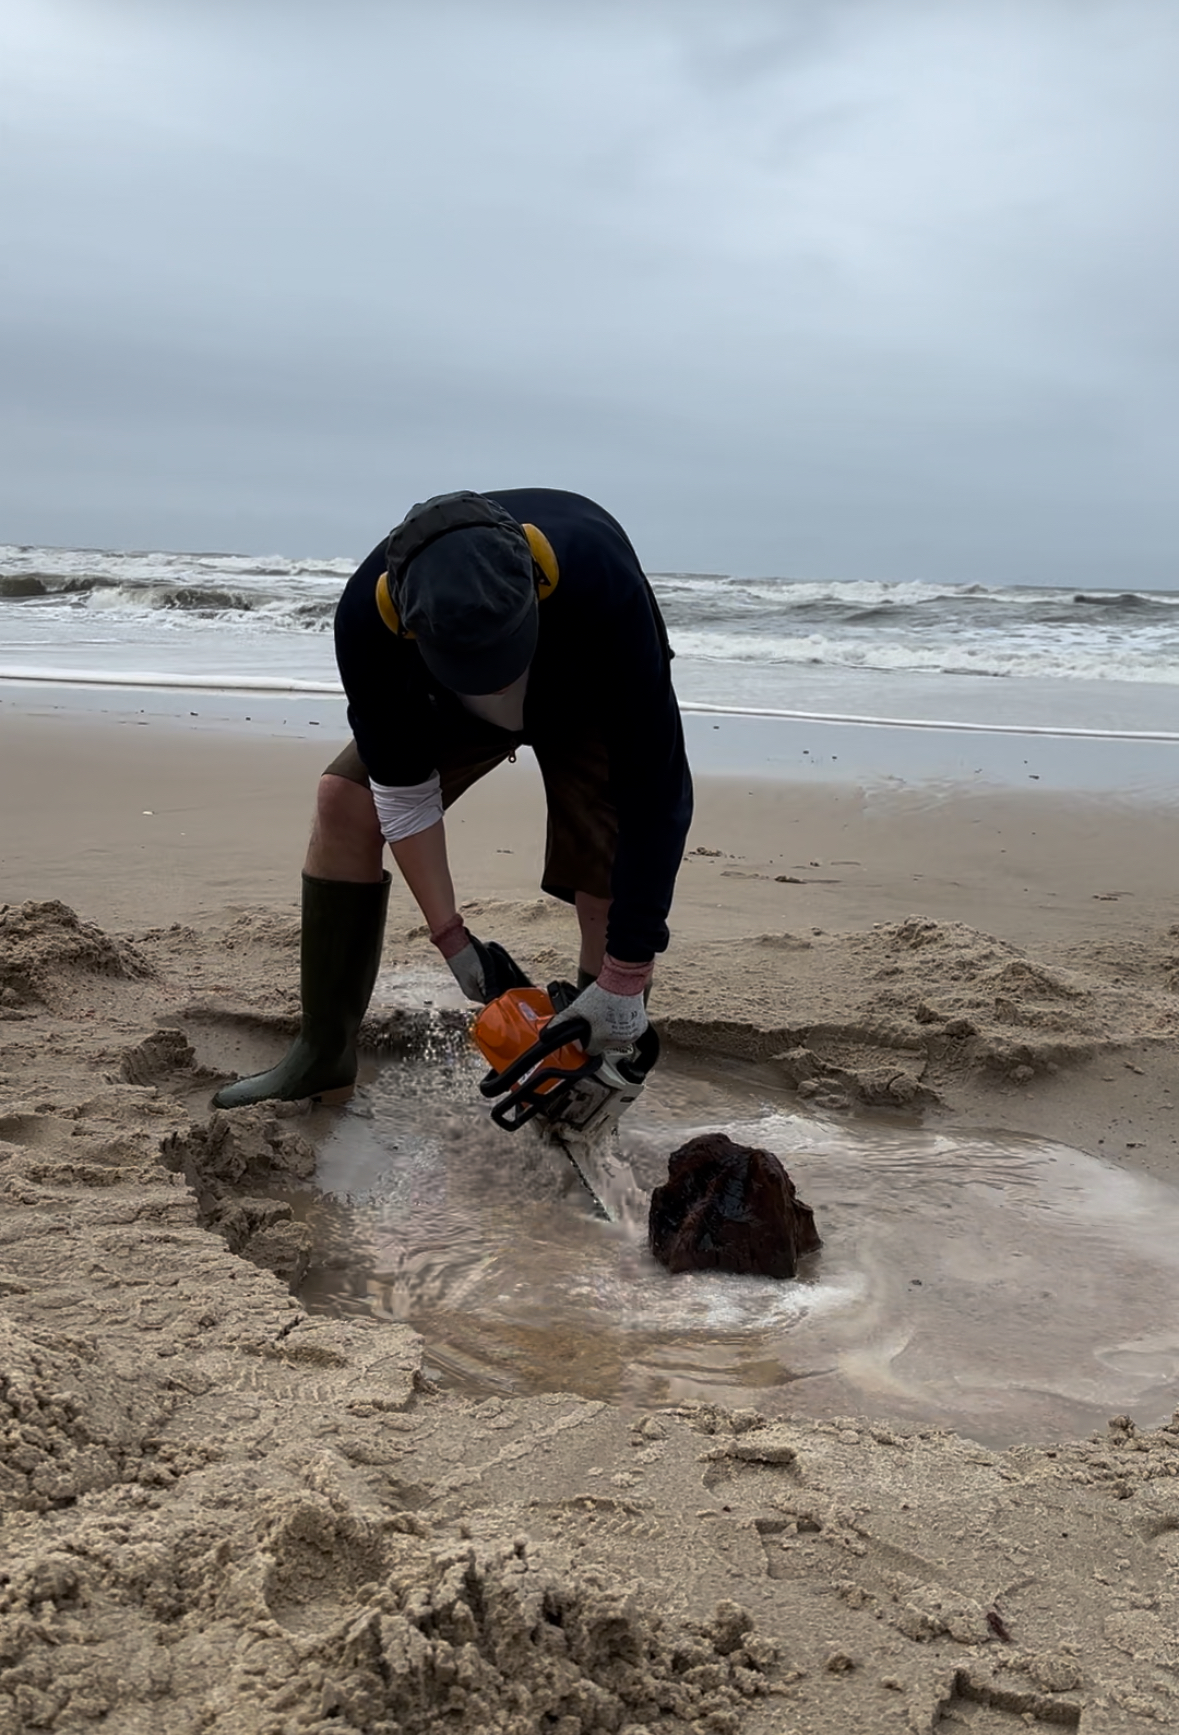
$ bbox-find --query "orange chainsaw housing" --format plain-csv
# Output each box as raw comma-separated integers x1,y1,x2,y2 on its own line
470,987,586,1095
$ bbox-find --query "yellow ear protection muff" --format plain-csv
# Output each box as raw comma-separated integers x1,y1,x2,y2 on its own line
376,493,560,637
375,568,409,636
522,522,559,598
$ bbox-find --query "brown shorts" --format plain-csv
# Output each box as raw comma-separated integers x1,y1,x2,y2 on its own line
323,729,616,905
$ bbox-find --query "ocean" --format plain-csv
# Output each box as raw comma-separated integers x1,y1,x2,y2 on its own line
3,540,1178,792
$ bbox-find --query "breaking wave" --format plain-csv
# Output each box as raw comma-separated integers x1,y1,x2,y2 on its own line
4,544,1179,689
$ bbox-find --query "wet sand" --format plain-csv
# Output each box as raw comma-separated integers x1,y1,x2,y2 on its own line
4,698,1179,1731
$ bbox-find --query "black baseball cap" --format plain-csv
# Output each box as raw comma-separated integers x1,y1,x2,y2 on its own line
388,492,538,695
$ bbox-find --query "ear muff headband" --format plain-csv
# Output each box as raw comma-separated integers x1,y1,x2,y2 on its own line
375,509,560,637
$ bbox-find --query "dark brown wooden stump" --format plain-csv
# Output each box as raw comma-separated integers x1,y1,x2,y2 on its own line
648,1132,822,1279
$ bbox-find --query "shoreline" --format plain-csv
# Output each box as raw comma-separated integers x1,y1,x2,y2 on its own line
8,674,1179,797
8,672,1179,741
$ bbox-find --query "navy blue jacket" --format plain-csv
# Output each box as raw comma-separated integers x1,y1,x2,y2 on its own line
333,488,693,962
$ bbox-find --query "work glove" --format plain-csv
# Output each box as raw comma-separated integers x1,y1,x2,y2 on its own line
546,955,653,1056
431,915,530,1004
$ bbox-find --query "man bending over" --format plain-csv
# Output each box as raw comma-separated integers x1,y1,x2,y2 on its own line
214,487,694,1109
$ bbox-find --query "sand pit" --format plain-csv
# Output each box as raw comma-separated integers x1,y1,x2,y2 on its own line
5,886,1179,1731
234,1028,1179,1449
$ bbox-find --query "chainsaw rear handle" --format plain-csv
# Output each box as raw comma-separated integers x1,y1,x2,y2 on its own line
477,1013,594,1099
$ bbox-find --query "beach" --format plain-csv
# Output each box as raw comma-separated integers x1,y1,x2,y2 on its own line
4,689,1179,1732
6,0,1178,1712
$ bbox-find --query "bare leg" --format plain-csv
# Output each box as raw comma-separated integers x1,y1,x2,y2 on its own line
575,890,611,978
305,774,385,881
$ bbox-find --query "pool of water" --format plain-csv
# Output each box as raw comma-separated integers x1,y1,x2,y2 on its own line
292,1034,1179,1447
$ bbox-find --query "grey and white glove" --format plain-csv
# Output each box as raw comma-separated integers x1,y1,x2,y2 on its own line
547,954,653,1055
431,916,530,1005
446,938,492,1003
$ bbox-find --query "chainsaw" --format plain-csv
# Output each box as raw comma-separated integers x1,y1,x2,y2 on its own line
470,979,659,1219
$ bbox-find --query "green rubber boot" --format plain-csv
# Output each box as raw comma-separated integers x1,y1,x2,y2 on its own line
213,872,391,1109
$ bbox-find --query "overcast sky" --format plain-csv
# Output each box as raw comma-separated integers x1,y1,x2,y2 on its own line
2,0,1177,585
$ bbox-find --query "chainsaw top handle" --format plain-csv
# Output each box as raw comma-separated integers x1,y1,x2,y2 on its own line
477,1014,594,1099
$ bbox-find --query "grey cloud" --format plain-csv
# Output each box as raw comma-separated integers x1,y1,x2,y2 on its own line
1,0,1177,585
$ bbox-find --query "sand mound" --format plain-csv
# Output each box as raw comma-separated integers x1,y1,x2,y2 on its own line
0,900,151,1014
0,1316,167,1515
648,915,1179,1111
220,908,303,952
119,1027,205,1087
162,1107,317,1286
0,1481,770,1735
163,1105,318,1192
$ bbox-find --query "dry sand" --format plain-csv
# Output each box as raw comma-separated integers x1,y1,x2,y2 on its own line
3,702,1179,1732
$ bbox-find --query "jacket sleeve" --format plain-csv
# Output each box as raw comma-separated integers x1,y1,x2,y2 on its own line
597,572,694,963
333,546,439,787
